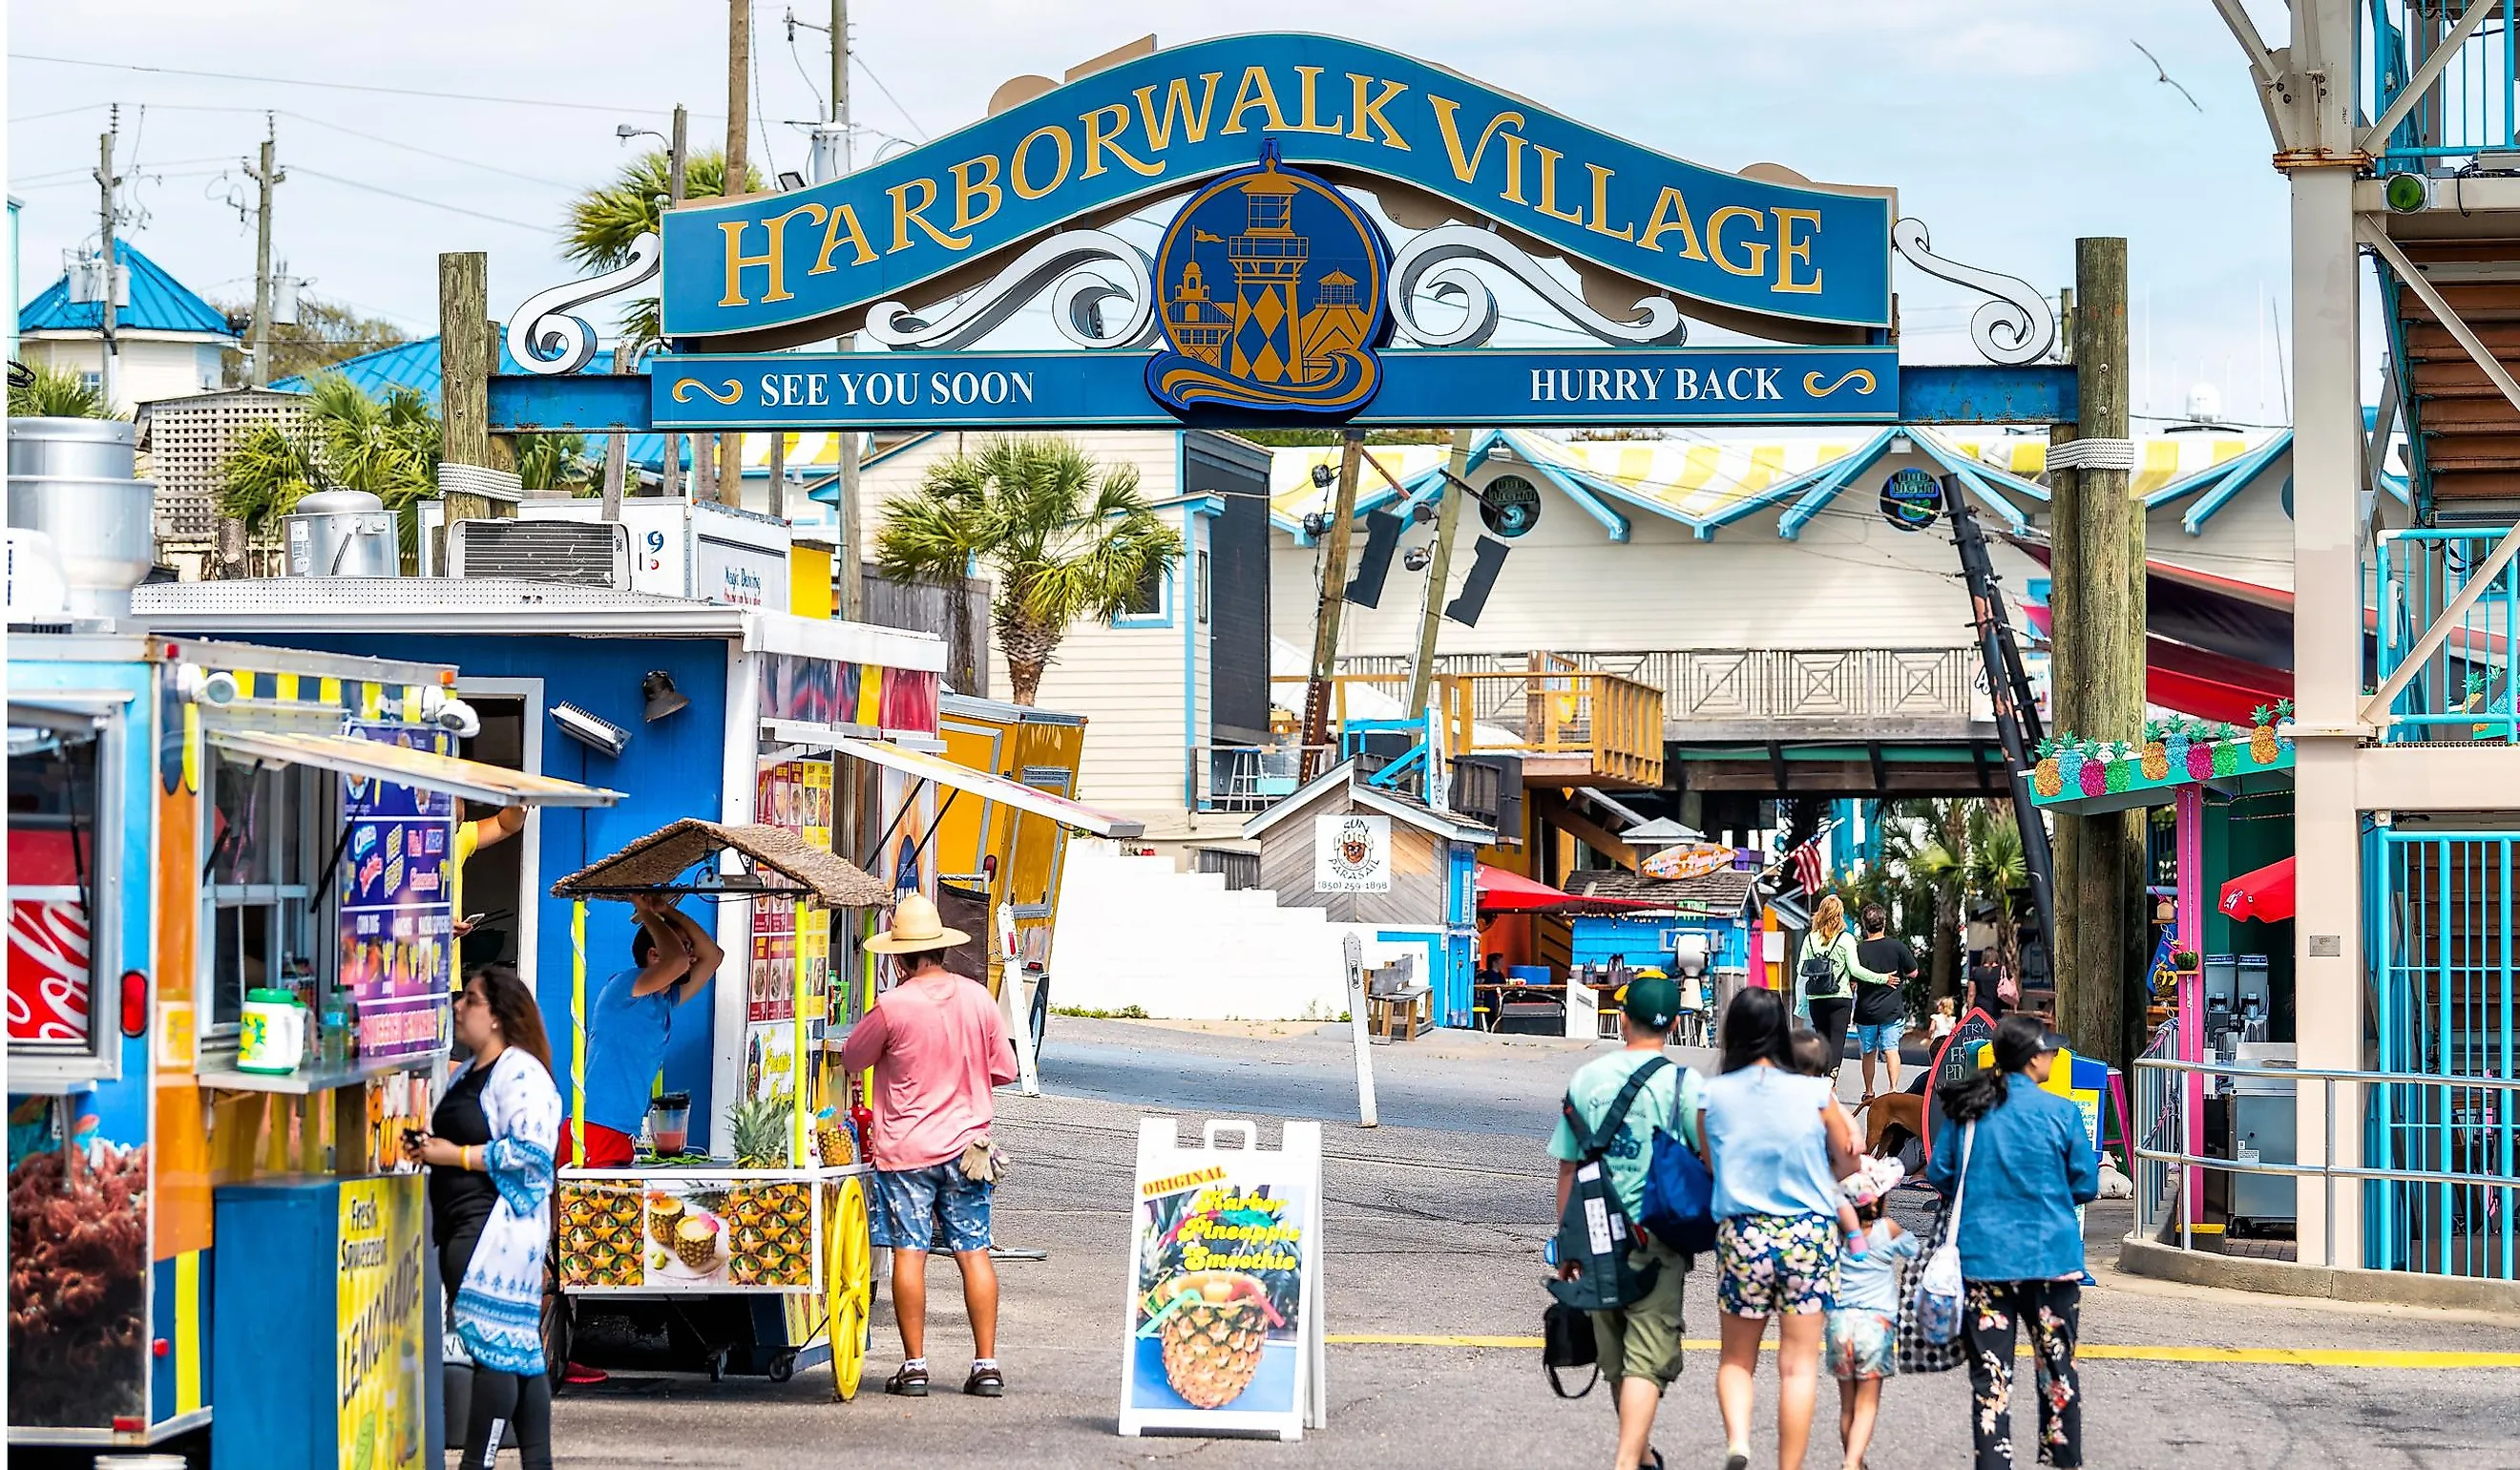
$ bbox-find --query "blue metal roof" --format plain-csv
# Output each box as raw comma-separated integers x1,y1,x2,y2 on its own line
18,240,235,338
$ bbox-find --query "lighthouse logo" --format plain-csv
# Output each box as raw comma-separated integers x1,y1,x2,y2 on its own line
1148,140,1389,417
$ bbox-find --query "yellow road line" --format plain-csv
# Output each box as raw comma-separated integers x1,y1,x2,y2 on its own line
1323,1334,2520,1369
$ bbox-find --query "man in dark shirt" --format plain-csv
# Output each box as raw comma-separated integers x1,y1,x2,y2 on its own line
1852,904,1919,1102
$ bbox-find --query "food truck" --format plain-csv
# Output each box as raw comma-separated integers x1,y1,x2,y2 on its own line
7,625,618,1463
136,570,1143,1394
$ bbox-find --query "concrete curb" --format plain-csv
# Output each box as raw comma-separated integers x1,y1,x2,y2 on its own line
2116,1232,2520,1312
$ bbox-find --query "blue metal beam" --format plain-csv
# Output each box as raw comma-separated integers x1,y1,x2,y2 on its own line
1499,431,1631,542
1898,365,2077,426
489,372,648,433
2181,437,2292,536
1776,430,1898,539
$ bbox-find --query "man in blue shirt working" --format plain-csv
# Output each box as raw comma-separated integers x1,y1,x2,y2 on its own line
569,894,723,1166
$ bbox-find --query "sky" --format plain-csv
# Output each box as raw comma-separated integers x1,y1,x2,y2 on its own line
10,1,2311,426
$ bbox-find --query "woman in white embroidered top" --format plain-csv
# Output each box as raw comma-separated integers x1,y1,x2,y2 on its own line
406,964,562,1470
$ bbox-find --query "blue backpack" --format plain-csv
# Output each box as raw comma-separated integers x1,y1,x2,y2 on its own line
1638,1072,1717,1254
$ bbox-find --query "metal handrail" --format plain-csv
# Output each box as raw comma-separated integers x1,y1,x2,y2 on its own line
2131,1055,2519,1278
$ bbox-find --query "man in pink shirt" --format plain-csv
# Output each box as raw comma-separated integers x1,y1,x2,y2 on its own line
839,893,1018,1399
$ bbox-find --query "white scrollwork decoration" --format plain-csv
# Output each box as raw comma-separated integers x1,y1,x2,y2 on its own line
1891,218,2056,367
505,231,662,376
864,229,1156,350
1386,224,1687,348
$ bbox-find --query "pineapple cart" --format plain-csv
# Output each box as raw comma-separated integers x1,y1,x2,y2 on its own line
548,819,893,1399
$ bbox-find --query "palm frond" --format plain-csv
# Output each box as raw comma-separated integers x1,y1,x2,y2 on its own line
8,363,119,419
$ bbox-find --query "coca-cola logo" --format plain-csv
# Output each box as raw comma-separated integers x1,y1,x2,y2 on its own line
9,896,92,1044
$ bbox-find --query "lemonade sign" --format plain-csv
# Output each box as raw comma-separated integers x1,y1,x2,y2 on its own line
1121,1119,1325,1441
336,1177,427,1470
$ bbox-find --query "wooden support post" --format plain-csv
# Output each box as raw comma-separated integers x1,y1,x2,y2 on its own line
601,345,631,517
718,0,751,509
1403,428,1474,719
439,252,492,531
2049,237,2142,1072
1300,431,1365,778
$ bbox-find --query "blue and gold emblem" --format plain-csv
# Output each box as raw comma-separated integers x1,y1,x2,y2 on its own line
1147,142,1389,417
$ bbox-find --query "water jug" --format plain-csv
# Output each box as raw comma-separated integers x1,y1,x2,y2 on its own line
239,988,307,1074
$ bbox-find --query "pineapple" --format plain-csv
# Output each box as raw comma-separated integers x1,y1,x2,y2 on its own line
2078,742,2109,797
2053,733,2086,792
2031,737,2062,798
647,1194,686,1249
2275,697,2296,754
725,1093,794,1168
675,1215,722,1271
2248,705,2278,765
2211,726,2241,777
2141,720,2170,781
1151,1271,1271,1409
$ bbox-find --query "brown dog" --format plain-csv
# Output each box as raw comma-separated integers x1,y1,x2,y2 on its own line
1853,1091,1925,1158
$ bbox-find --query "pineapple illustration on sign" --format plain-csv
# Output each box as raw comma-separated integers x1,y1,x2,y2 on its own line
1133,1183,1303,1412
2141,720,2170,781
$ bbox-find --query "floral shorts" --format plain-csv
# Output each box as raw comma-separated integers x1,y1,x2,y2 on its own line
871,1162,993,1252
1714,1211,1839,1317
1824,1308,1899,1380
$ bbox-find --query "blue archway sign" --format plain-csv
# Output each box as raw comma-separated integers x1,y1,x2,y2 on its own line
494,33,2074,434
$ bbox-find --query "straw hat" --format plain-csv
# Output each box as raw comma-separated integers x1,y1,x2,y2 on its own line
863,892,970,954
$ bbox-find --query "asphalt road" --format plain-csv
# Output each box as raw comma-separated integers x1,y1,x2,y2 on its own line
542,1020,2520,1468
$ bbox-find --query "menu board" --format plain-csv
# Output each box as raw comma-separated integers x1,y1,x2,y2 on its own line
338,723,457,1060
747,759,831,1102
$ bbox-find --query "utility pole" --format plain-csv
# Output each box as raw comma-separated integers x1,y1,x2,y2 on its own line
440,252,494,527
830,0,865,619
1402,429,1474,719
2048,238,2140,1074
246,117,284,388
662,104,689,501
1300,432,1365,779
717,0,752,509
93,118,120,412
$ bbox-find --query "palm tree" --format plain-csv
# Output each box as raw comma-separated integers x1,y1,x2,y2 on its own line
218,374,443,565
8,364,118,419
875,437,1185,704
561,149,760,354
515,432,593,494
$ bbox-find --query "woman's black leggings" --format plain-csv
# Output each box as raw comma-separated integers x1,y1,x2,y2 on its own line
1807,996,1853,1077
460,1367,552,1470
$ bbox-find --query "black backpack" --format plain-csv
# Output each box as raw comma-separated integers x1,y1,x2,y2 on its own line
1547,1057,1670,1313
1800,937,1844,998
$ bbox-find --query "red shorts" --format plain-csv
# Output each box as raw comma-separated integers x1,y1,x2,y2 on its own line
557,1120,637,1167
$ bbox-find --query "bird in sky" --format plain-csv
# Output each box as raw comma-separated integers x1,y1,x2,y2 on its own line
2132,39,2204,112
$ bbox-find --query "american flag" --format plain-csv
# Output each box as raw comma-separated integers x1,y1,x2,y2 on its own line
1787,837,1826,897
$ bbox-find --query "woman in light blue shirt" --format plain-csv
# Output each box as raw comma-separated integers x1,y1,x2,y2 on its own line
1696,987,1861,1470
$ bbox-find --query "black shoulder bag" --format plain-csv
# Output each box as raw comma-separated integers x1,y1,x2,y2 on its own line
1543,1057,1670,1397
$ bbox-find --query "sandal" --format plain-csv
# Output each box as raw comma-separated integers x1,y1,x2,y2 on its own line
883,1363,929,1397
963,1364,1004,1397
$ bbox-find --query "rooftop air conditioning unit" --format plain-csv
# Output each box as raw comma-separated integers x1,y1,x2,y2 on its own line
447,517,631,588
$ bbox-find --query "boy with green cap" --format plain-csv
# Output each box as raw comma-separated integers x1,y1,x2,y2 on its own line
1549,973,1704,1470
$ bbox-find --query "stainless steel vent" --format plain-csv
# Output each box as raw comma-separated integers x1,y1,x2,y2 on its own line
447,518,630,588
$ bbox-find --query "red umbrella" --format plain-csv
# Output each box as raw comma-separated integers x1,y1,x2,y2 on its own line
2218,856,2296,923
1474,864,1660,914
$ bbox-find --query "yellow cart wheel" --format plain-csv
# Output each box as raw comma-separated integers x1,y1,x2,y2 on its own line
825,1175,873,1401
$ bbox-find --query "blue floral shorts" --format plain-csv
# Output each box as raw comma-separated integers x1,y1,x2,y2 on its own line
1714,1211,1839,1317
871,1162,993,1252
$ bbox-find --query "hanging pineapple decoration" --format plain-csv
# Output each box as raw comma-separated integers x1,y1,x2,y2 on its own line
2053,733,2087,794
2170,717,2210,782
2274,697,2297,754
2141,719,2171,781
1135,1184,1303,1410
2102,739,2133,793
2210,723,2242,776
2031,737,2063,798
2248,705,2280,765
2079,739,2111,797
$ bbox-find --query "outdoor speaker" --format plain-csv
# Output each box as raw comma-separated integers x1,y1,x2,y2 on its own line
1344,509,1403,608
1442,536,1511,626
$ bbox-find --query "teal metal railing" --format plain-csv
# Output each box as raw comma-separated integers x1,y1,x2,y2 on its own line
2368,1,2520,171
2366,826,2519,1279
2370,528,2520,741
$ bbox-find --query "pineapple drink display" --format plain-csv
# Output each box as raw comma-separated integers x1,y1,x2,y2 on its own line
1129,1179,1307,1413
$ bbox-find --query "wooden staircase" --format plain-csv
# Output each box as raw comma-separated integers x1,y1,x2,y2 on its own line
2387,236,2520,514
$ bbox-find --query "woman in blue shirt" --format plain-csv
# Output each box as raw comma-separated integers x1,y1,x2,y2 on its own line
1696,987,1861,1470
1926,1016,2100,1470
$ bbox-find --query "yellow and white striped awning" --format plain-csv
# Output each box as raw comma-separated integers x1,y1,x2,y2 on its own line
1941,430,2281,500
1512,434,1881,522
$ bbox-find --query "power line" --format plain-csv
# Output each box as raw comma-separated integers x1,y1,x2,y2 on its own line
287,166,549,232
853,53,925,139
11,52,707,118
9,103,106,123
280,111,578,190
